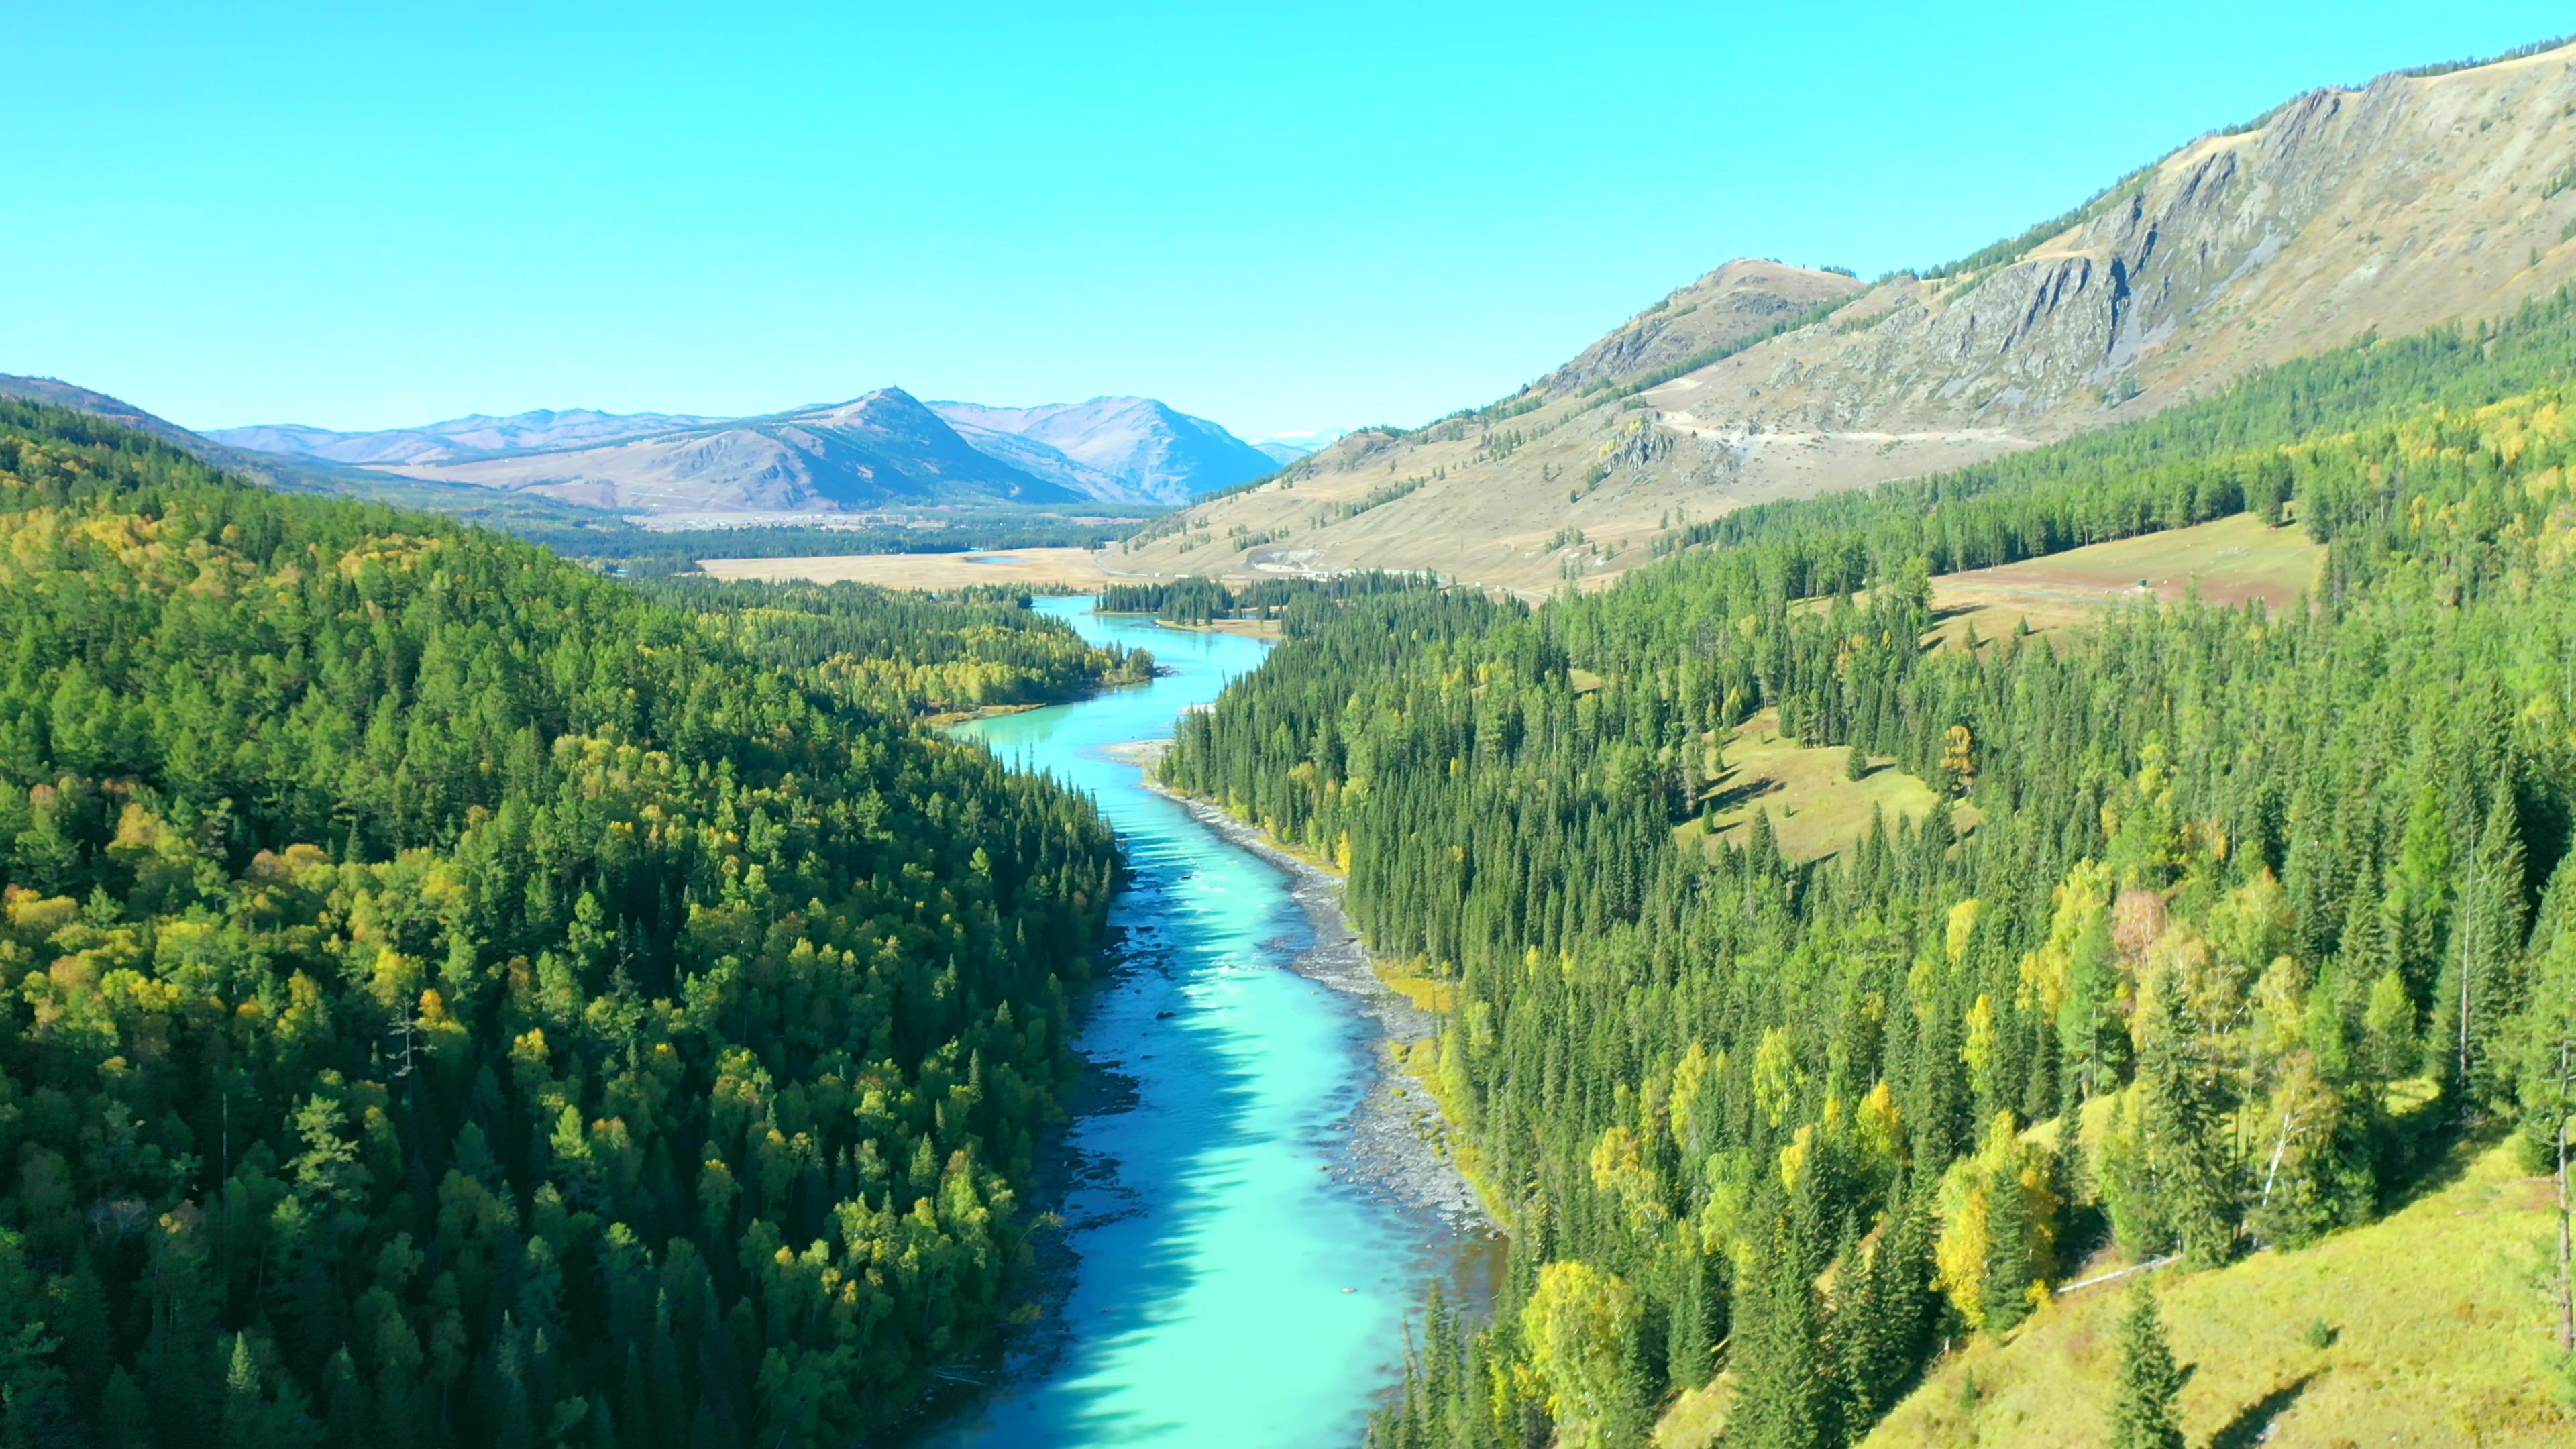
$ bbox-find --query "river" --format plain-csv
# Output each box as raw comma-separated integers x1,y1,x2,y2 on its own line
928,597,1497,1448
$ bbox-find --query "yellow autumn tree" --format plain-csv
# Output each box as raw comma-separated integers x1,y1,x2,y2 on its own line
1933,1112,2061,1330
1856,1078,1906,1168
1753,1025,1800,1128
1518,1260,1642,1446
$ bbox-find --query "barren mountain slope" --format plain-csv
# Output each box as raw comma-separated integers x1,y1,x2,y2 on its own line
210,408,726,465
374,388,1076,513
934,418,1155,504
1121,42,2576,593
1538,258,1866,396
930,395,1278,502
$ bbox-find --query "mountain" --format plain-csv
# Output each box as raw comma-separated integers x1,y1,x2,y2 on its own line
931,417,1159,504
1255,429,1351,466
349,388,1079,513
0,374,229,453
204,392,1271,513
928,396,1277,503
209,407,725,466
0,372,561,508
1125,40,2576,592
0,373,709,537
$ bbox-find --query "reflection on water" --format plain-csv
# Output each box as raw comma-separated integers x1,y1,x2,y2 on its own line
927,598,1498,1448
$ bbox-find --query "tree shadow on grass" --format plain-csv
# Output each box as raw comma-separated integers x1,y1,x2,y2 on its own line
1701,772,1783,820
2376,1116,2502,1218
2208,1371,2319,1449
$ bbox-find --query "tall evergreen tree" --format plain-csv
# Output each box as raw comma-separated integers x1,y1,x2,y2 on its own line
1728,1214,1831,1449
2108,1279,2186,1449
2430,788,2528,1109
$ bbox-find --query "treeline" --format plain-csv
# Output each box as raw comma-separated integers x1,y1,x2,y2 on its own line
254,468,1159,576
1096,571,1434,633
1654,284,2576,590
0,398,1125,1448
1163,302,2576,1446
636,577,1152,715
564,513,1158,578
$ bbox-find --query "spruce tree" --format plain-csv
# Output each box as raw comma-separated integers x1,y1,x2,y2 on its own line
2133,973,2235,1265
2429,789,2528,1110
1980,1163,2037,1335
1729,1215,1831,1449
2108,1279,2186,1449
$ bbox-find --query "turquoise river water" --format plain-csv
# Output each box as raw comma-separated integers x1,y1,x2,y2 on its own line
928,598,1495,1448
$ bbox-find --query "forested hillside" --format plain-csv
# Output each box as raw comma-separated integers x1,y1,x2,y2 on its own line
0,400,1125,1448
635,576,1154,716
1163,292,2576,1446
1095,572,1434,630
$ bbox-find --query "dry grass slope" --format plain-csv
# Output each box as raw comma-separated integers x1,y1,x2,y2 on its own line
1680,708,1964,865
1925,513,2327,646
1858,1142,2570,1449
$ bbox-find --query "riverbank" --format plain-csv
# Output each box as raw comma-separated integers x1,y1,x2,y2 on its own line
928,599,1502,1446
1117,759,1495,1235
1095,611,1285,639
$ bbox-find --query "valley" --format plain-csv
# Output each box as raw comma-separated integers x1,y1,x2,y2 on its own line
929,602,1499,1446
14,18,2576,1449
694,545,1113,591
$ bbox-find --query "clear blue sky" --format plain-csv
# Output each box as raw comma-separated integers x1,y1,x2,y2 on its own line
7,3,2568,441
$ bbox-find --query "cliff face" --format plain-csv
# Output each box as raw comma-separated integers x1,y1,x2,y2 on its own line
1666,49,2576,438
1535,260,1866,398
1124,43,2576,594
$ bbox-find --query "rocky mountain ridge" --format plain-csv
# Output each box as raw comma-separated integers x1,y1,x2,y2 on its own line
928,395,1279,504
211,408,727,466
205,392,1276,515
359,388,1080,514
1119,39,2576,593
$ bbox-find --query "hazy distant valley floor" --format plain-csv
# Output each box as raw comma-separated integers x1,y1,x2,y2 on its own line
695,545,1113,590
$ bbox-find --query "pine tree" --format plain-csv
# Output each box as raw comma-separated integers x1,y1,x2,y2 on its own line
1835,1184,1935,1434
2520,855,2576,1357
1980,1161,2037,1335
221,1333,266,1449
1665,1237,1719,1391
1729,1214,1831,1449
2108,1279,2186,1449
2133,973,2236,1265
2430,788,2528,1110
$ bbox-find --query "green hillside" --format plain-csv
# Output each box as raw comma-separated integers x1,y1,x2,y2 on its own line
1858,1138,2563,1448
1163,290,2576,1448
0,399,1126,1446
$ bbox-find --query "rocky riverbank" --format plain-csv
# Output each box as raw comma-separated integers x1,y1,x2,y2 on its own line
1110,743,1495,1237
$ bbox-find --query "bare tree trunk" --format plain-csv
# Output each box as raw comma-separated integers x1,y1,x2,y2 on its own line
2558,1039,2573,1355
2459,883,2479,1097
2259,1108,2296,1208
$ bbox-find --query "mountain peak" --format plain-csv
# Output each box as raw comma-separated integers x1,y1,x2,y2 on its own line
924,396,1272,503
1124,40,2576,593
